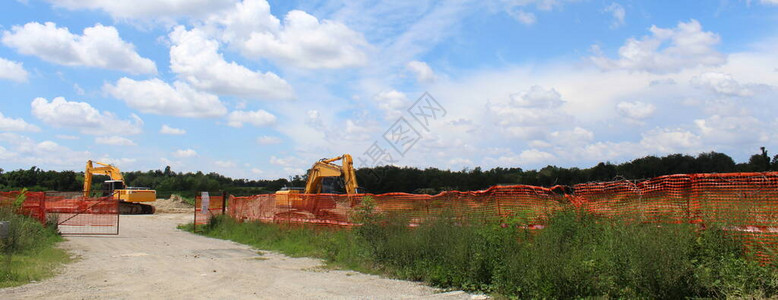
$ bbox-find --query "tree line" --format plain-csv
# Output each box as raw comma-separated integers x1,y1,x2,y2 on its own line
2,149,777,195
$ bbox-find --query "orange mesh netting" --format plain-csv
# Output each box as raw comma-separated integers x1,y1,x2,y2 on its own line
0,191,47,224
1,191,119,235
222,172,778,262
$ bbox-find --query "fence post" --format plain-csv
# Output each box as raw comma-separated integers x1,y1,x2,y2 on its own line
222,191,227,215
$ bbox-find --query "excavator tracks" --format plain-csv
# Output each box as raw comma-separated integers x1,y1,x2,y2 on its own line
119,202,156,214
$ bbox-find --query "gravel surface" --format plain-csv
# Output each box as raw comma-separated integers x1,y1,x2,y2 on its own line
0,213,481,300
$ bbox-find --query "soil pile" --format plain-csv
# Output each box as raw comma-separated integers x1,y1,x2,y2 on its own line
153,195,193,213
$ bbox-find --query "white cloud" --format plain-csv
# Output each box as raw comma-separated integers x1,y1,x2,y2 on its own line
0,112,40,132
104,77,227,118
160,124,186,135
549,127,594,146
639,128,702,153
490,149,555,166
690,72,753,97
95,136,136,146
2,22,156,74
270,155,305,167
0,133,90,167
214,160,236,168
31,96,143,135
45,0,236,20
56,134,79,140
507,9,536,25
226,109,276,127
173,149,197,158
760,0,778,4
487,85,570,139
518,149,555,164
257,135,281,144
251,168,264,174
207,0,369,69
0,57,28,82
616,101,656,121
73,83,85,95
169,26,294,100
591,19,725,73
604,3,625,28
695,114,768,145
373,90,409,120
406,60,436,83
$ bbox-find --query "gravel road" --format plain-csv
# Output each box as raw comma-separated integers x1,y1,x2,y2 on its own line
0,213,479,299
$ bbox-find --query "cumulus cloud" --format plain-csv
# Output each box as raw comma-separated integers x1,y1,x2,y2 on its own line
690,72,753,97
173,149,197,158
257,135,281,144
0,112,40,132
104,77,227,118
0,133,90,166
0,57,28,82
549,127,595,146
31,96,142,135
45,0,236,20
169,26,294,100
406,60,436,83
95,136,136,146
226,109,277,127
604,3,625,28
616,101,656,121
488,85,569,139
206,0,369,69
591,19,725,73
373,90,409,120
160,125,186,135
695,114,768,145
639,128,702,153
2,22,156,74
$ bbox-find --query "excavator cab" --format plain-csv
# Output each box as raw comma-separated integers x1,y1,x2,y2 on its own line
101,180,125,197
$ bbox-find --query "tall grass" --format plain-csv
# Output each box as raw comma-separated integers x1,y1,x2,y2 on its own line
190,207,778,298
0,207,71,287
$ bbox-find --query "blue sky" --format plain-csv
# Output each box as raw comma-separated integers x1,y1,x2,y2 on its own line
1,0,777,180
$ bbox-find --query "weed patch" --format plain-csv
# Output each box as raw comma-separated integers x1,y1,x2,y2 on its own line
187,207,778,298
0,207,71,288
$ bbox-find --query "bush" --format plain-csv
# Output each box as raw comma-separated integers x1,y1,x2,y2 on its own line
0,207,67,287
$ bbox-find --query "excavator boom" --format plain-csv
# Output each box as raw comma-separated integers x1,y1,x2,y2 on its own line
303,154,359,194
83,160,156,214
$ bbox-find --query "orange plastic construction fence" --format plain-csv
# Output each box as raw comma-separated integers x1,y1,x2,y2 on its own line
0,191,119,235
225,172,778,262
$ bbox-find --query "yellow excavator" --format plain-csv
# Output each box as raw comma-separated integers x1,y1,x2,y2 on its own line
275,154,360,212
83,160,156,214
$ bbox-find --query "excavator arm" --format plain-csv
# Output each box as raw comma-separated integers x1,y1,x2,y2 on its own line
83,160,125,198
303,154,359,194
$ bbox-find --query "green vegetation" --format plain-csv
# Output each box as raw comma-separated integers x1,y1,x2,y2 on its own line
0,207,71,288
187,207,778,299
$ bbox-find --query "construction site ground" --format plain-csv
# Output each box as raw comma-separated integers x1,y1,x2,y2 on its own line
0,212,478,299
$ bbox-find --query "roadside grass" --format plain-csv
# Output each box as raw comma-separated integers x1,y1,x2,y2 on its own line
184,204,778,299
0,207,71,288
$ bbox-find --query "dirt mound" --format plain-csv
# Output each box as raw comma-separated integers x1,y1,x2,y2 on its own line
153,195,193,213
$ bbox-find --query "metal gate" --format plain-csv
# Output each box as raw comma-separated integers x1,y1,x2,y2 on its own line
45,192,120,235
